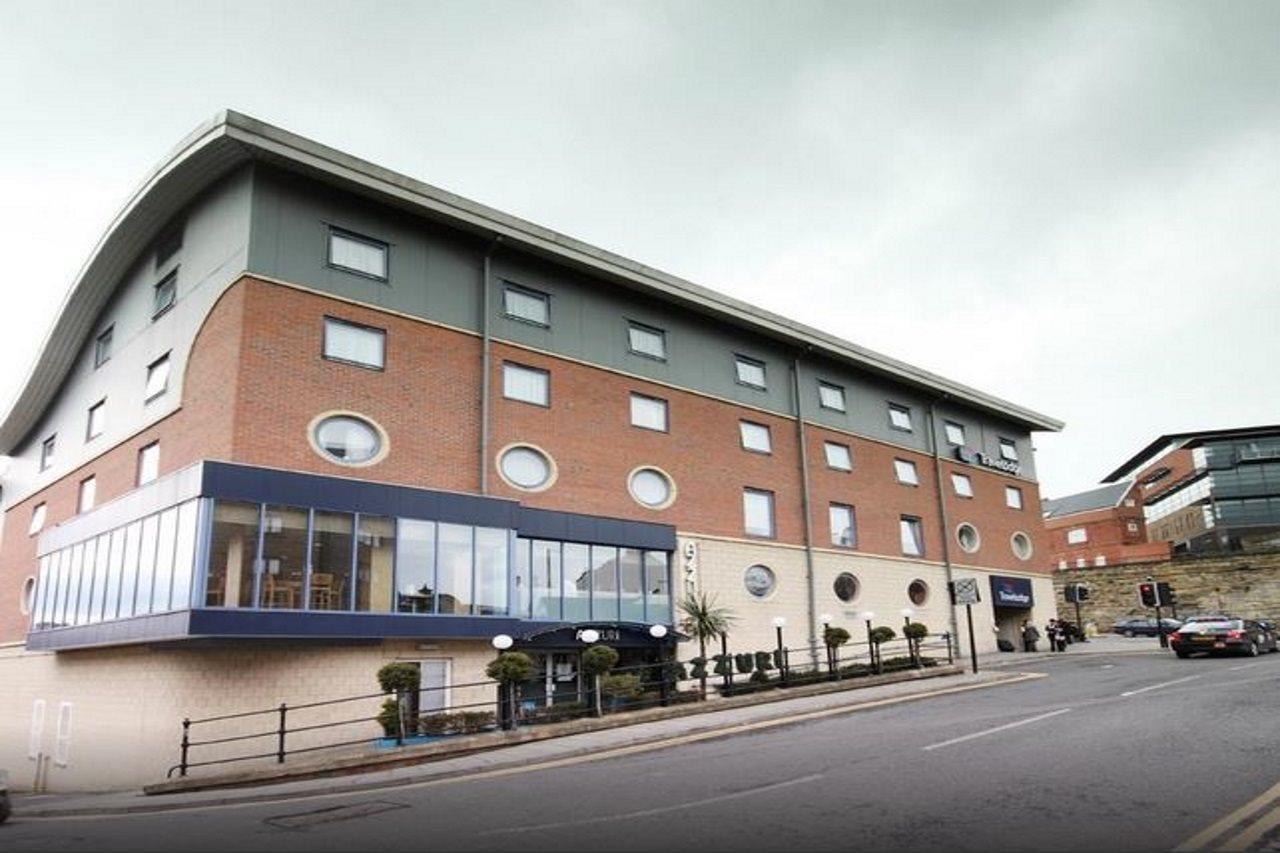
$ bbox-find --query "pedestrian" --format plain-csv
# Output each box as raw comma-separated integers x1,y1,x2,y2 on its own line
1052,620,1068,652
1045,619,1064,653
1021,620,1040,653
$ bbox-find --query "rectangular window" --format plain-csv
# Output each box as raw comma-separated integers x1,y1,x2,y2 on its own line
502,284,550,327
154,224,183,268
502,362,549,406
829,504,856,548
743,488,775,538
629,393,668,432
900,516,925,557
620,547,648,622
824,441,853,471
144,353,171,402
1126,520,1139,534
40,435,56,471
951,472,973,498
152,271,177,319
1066,527,1087,545
436,523,474,615
395,519,437,613
563,542,590,622
590,545,619,621
818,381,846,412
739,421,772,453
944,421,966,446
137,441,160,486
355,515,395,613
627,321,667,361
894,458,919,486
77,477,96,514
259,506,308,610
999,437,1019,462
204,501,259,608
28,503,47,536
328,228,388,280
531,539,563,620
311,511,355,611
473,526,509,616
93,326,113,368
86,400,106,441
734,355,767,390
1005,485,1023,509
323,317,385,369
888,403,913,432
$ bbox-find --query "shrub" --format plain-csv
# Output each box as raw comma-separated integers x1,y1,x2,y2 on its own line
418,710,498,735
711,654,733,677
377,698,402,737
689,657,708,679
458,711,496,733
581,645,620,677
665,660,689,682
824,626,851,648
869,626,897,645
749,669,771,684
601,673,643,700
903,622,929,641
734,653,755,674
486,651,535,684
754,651,774,673
377,662,420,695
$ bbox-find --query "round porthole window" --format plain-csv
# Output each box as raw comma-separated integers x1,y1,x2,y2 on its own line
744,565,776,598
498,444,556,491
1011,531,1034,561
310,413,385,465
628,466,676,510
956,523,981,553
20,576,35,615
908,579,929,606
834,572,860,603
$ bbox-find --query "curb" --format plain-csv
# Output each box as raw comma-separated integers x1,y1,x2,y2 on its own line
15,669,1038,819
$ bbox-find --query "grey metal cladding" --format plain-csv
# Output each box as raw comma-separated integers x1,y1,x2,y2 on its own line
249,166,484,332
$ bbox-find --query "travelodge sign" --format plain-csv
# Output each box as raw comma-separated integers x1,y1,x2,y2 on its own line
989,575,1034,609
955,445,1021,477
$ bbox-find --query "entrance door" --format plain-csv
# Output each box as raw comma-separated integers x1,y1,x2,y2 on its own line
549,653,581,706
418,660,450,714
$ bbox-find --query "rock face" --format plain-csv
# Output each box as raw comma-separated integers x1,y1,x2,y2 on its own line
1053,550,1280,630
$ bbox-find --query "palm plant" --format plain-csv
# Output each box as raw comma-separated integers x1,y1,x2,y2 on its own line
679,592,737,697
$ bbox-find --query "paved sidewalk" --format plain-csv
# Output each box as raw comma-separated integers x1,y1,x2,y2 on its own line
974,633,1169,669
13,667,1035,818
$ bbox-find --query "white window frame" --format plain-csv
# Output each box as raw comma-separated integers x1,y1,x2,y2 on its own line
629,393,668,432
817,381,846,412
40,434,56,471
323,317,386,369
900,516,925,557
894,458,919,486
144,353,171,402
93,325,113,368
626,321,667,361
951,472,973,498
28,503,47,536
327,227,389,281
824,441,852,471
743,488,775,538
152,270,177,319
829,503,856,548
999,437,1019,462
739,421,772,454
137,442,160,486
54,701,72,767
1066,527,1088,545
502,362,550,407
888,403,913,432
502,284,550,327
944,421,966,446
734,355,767,390
86,399,106,441
1005,485,1024,509
77,476,96,514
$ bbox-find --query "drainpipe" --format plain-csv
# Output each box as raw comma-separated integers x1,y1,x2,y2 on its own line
927,397,961,653
791,353,820,666
479,236,502,495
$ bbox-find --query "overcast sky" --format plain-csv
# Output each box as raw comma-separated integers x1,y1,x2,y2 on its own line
1,0,1276,498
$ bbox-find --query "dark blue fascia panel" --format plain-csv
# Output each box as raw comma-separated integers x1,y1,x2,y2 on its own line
187,609,563,641
26,610,193,651
200,461,676,549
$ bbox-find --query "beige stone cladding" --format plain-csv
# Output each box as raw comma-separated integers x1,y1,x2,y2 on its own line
677,534,1057,662
0,639,494,792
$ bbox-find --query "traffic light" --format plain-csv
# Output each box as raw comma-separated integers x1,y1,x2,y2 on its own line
1158,582,1175,606
1065,583,1090,604
1138,582,1159,608
1076,585,1090,603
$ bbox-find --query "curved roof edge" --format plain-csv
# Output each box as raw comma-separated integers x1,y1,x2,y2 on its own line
0,110,1062,454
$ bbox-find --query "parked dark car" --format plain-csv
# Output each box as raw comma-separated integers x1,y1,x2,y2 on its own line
1111,617,1182,638
1170,617,1280,658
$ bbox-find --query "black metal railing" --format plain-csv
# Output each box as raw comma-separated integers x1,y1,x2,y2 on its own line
167,632,954,779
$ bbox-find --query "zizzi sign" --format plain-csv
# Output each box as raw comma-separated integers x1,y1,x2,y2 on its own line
575,628,622,643
955,446,1022,477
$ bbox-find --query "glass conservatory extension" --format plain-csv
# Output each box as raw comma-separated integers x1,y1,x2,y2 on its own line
26,461,675,648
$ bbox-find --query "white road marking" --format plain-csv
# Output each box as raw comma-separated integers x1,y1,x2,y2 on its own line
920,708,1072,752
1120,675,1201,697
479,772,826,834
1229,662,1265,672
1100,664,1115,669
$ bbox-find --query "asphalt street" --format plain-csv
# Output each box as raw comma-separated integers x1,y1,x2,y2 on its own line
8,646,1280,852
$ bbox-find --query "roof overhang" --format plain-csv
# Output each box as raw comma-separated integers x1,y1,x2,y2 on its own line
0,110,1063,454
1102,424,1280,483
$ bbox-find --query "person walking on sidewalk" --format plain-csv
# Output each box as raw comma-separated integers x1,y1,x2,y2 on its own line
1021,620,1040,652
1046,619,1066,652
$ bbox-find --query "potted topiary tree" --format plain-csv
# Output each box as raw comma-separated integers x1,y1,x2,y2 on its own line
600,672,643,711
869,626,896,674
679,592,736,699
485,651,535,731
580,645,619,717
376,662,421,742
903,621,929,667
823,626,851,677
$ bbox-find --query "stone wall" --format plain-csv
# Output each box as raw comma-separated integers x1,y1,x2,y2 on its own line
1052,549,1280,630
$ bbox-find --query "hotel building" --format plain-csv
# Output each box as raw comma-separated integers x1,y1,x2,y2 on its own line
0,112,1062,790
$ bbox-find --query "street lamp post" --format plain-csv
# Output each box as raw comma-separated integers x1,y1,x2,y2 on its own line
649,624,670,706
864,611,878,674
772,617,788,683
491,634,515,730
902,608,917,666
820,613,834,676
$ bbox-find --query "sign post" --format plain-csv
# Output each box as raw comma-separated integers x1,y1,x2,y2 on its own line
950,578,981,674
